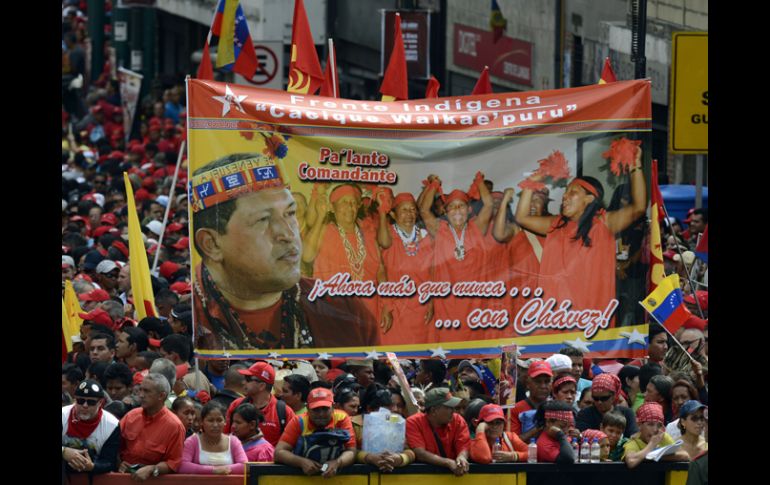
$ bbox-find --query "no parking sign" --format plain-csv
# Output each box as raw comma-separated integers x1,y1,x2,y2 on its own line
235,41,284,90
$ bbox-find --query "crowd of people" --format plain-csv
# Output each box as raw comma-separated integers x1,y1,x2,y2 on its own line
62,1,708,482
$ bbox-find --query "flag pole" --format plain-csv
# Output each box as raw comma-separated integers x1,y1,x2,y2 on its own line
638,302,699,365
656,199,706,318
151,140,186,273
328,38,338,97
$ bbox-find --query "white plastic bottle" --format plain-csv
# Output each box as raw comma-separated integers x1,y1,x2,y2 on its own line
590,437,601,463
579,438,590,463
492,438,502,462
571,437,579,459
528,438,538,463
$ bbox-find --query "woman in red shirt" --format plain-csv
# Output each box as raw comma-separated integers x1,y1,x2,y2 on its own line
534,400,577,464
514,147,646,316
470,404,528,464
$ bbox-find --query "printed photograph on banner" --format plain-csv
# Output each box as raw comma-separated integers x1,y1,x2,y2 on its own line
187,78,653,358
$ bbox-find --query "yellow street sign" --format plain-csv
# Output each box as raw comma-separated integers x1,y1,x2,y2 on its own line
669,32,708,154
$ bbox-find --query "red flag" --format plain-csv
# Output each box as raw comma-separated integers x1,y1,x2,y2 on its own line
695,224,708,263
471,66,493,95
196,40,215,80
288,0,323,94
380,13,409,102
599,57,617,84
649,159,666,291
319,40,339,98
425,75,440,98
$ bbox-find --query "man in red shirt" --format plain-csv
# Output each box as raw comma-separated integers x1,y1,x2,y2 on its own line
118,373,186,480
509,360,553,443
406,387,471,476
224,361,296,447
274,387,357,478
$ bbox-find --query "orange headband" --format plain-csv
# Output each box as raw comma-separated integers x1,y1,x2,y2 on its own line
444,189,470,206
393,192,416,208
571,179,599,198
330,185,362,204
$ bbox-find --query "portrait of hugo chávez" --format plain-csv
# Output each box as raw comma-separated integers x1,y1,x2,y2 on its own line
190,152,380,351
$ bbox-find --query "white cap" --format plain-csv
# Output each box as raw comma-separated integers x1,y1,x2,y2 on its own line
95,260,118,274
146,220,164,237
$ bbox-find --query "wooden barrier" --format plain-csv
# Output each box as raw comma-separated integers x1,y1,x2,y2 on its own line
64,462,691,485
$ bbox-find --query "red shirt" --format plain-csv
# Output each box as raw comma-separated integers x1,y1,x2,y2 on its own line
278,410,357,450
536,432,563,463
119,406,185,471
508,399,535,435
225,394,296,447
406,412,470,460
508,230,545,318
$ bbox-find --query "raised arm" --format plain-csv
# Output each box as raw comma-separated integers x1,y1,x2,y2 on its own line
606,146,647,234
493,188,520,242
515,175,557,236
302,196,330,265
473,176,494,234
418,175,442,237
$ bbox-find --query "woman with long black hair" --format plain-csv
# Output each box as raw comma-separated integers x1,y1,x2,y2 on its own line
514,146,646,316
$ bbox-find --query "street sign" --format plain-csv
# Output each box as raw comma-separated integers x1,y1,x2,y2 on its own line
669,32,708,154
235,41,284,91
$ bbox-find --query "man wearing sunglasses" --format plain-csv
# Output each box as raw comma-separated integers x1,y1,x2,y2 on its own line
62,380,120,475
576,373,638,438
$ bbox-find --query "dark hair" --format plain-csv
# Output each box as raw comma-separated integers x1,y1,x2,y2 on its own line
284,374,311,402
649,375,674,402
334,386,360,407
463,398,488,430
639,362,663,394
103,400,131,420
361,384,392,412
172,396,195,413
90,332,116,350
155,288,180,306
558,347,584,358
88,361,111,385
535,400,576,428
672,379,698,402
137,351,162,367
617,365,640,395
121,326,149,353
374,360,394,386
161,334,192,362
224,366,247,387
420,359,447,386
601,410,627,430
233,402,265,424
74,352,92,374
461,379,487,399
310,380,333,390
191,154,261,257
691,208,708,223
103,362,133,387
556,176,605,247
139,317,172,339
200,400,227,420
649,322,667,341
579,387,592,403
62,363,85,385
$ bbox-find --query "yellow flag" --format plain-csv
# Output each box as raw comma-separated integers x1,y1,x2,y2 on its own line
62,280,83,352
124,172,158,320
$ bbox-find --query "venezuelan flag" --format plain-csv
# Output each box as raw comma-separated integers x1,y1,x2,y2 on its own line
640,274,692,333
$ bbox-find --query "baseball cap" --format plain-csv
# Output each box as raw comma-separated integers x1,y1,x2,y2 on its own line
545,354,573,374
170,237,190,250
146,220,164,237
683,291,708,311
101,213,118,226
159,261,181,280
478,404,506,423
78,308,114,327
679,400,707,419
682,315,707,331
62,255,76,269
95,260,118,275
238,361,275,385
346,359,373,369
169,282,192,295
74,380,106,399
82,251,105,271
528,360,553,378
424,387,462,409
307,387,334,409
78,288,111,302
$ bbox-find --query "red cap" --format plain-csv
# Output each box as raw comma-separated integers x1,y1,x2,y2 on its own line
78,308,114,327
324,368,345,382
100,213,118,226
148,338,162,348
683,291,708,311
478,404,506,423
92,226,112,238
166,222,184,233
111,240,129,258
238,361,275,385
141,178,157,190
171,237,189,250
663,250,677,261
108,151,125,160
133,370,148,385
134,188,153,202
78,288,111,302
528,360,553,378
159,261,181,280
682,315,707,331
175,363,190,380
307,387,334,409
170,281,192,295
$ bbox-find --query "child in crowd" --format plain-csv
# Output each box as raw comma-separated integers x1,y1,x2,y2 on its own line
600,411,629,461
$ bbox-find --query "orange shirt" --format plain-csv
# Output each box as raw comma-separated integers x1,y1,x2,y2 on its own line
380,224,434,344
508,399,535,435
431,219,488,339
539,216,615,314
470,431,529,464
405,412,470,460
278,410,357,450
119,406,186,471
313,223,381,321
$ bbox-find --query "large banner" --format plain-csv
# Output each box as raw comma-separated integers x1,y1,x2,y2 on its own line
187,78,652,360
118,67,143,145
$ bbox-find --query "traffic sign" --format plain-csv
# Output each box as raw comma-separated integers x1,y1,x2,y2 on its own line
235,41,283,91
669,32,708,154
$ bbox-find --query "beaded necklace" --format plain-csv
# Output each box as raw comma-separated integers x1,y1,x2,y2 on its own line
337,223,367,280
199,264,314,349
448,222,467,261
393,223,419,256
